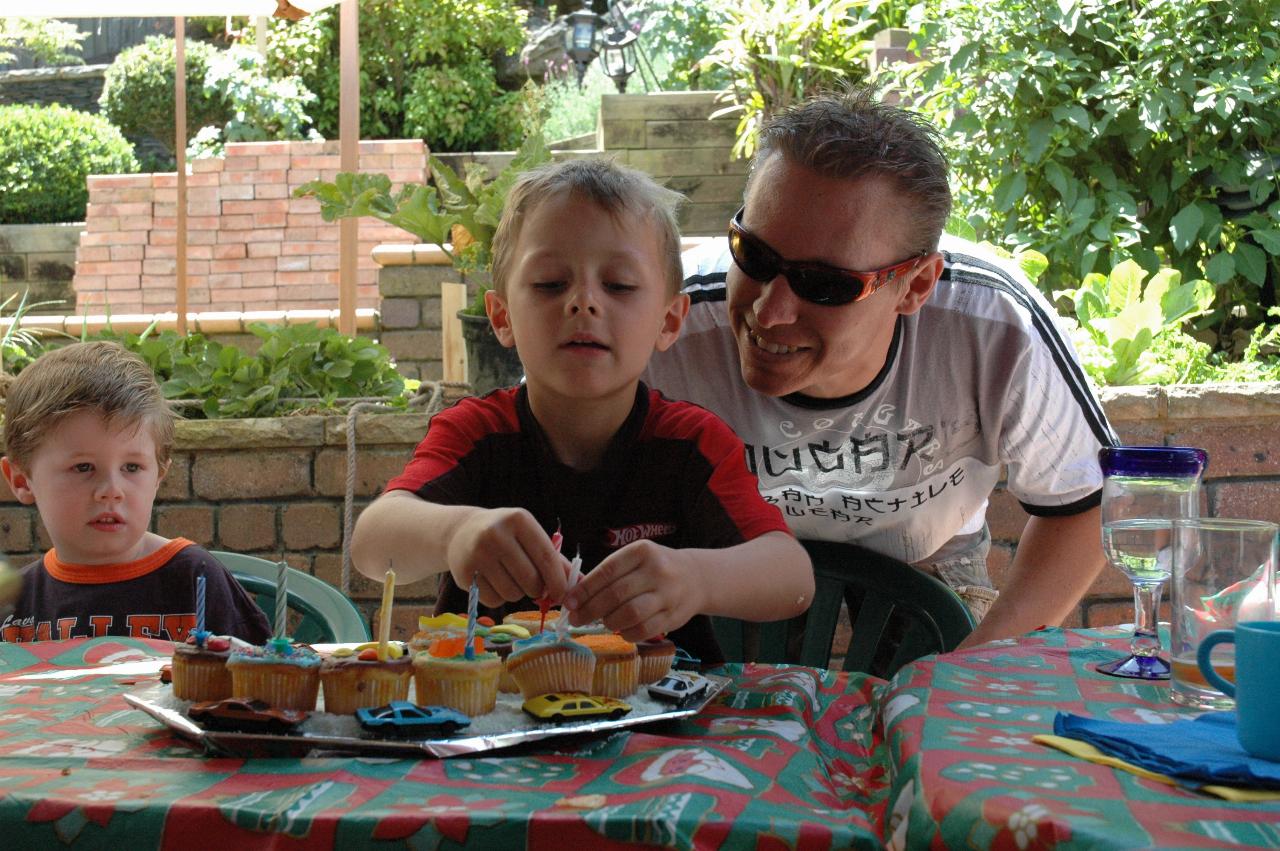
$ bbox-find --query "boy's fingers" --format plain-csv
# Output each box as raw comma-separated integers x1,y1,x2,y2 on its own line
565,555,648,625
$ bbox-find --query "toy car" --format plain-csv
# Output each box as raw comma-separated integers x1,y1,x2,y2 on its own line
672,647,702,671
355,700,471,737
522,693,632,722
647,671,711,702
187,698,309,734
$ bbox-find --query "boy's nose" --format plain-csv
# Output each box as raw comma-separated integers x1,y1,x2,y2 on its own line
95,475,125,502
567,286,599,316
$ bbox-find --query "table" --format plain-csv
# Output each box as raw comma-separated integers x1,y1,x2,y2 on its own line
879,626,1280,849
0,638,887,849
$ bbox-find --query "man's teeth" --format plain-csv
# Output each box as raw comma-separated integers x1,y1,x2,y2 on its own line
752,332,799,355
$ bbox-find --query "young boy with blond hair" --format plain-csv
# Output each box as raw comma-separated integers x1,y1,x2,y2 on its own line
352,158,812,664
0,341,270,643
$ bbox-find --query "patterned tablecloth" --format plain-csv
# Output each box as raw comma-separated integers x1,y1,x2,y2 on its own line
0,638,887,849
879,626,1280,850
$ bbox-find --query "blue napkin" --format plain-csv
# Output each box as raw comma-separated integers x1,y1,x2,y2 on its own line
1054,711,1280,789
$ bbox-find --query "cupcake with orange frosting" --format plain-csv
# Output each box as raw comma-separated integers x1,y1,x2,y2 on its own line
320,641,413,714
409,612,470,654
505,631,595,699
413,636,502,716
502,609,563,635
577,633,640,698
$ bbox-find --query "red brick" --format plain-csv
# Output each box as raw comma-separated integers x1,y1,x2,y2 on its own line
213,243,247,260
247,242,282,259
118,216,155,232
217,503,278,551
194,451,313,500
256,183,289,199
1168,424,1280,479
254,212,288,229
282,502,341,549
218,184,254,201
244,229,285,244
190,158,224,174
88,174,152,190
78,246,110,262
1210,481,1280,524
85,216,120,232
211,257,275,274
82,260,142,276
154,504,214,544
224,155,260,172
108,244,145,261
0,506,36,552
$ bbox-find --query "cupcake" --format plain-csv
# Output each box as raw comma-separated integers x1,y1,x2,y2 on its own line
484,628,529,694
226,638,322,711
505,632,595,699
503,609,561,635
636,637,676,684
408,613,470,654
578,633,640,698
171,632,241,701
320,641,413,715
413,636,502,716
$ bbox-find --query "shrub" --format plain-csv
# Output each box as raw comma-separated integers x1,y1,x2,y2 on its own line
897,0,1280,327
256,0,527,152
99,35,231,156
0,104,137,224
188,45,321,159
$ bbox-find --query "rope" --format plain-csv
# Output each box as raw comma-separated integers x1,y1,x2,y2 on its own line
341,381,466,595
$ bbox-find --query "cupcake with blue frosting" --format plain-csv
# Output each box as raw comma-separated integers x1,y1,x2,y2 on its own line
226,637,322,710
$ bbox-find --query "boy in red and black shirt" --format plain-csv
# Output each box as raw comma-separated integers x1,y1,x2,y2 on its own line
0,342,269,644
352,160,813,664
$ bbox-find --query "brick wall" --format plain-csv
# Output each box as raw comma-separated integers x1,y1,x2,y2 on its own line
0,223,78,306
1,385,1276,641
73,140,426,314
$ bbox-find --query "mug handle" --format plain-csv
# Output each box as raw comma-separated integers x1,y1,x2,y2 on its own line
1197,630,1237,697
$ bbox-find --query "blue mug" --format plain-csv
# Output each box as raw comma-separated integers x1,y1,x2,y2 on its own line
1198,621,1280,762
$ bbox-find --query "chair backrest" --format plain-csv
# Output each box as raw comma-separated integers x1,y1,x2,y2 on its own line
712,539,976,678
212,550,371,644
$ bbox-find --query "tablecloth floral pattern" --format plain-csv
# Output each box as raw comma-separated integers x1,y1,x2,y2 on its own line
0,638,887,849
878,626,1280,850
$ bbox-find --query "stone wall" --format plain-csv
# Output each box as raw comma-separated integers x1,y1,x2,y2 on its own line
0,65,108,114
74,140,426,314
0,223,79,307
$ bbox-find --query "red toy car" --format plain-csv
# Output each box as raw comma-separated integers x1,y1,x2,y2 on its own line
188,698,309,734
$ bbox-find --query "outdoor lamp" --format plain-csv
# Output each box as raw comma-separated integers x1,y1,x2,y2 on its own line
600,26,638,93
564,9,605,86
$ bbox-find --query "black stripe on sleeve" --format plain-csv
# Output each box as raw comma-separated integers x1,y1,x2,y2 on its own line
1020,488,1102,517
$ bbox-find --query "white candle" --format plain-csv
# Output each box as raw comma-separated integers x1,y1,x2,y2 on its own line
275,560,288,640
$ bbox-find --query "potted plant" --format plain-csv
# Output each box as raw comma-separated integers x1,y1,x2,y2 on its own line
295,134,552,394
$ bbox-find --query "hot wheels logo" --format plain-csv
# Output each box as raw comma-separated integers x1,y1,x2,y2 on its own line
606,522,678,547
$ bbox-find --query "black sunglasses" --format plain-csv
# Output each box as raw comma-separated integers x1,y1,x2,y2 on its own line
727,207,924,306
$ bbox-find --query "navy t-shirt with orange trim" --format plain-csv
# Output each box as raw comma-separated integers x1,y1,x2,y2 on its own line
384,382,792,666
0,538,271,644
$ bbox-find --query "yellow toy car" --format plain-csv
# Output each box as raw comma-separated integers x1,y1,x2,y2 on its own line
522,693,632,722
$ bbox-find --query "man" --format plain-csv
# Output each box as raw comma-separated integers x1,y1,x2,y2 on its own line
644,87,1117,648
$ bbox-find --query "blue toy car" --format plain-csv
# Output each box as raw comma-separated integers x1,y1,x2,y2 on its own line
356,701,471,737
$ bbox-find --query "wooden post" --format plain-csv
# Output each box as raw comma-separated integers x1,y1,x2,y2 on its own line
440,282,467,384
174,17,187,336
338,0,359,336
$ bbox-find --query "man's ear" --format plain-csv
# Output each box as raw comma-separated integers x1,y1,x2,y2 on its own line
893,252,944,317
484,289,517,348
654,292,690,353
1,457,36,505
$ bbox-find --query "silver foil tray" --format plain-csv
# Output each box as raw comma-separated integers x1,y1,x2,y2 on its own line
124,674,730,759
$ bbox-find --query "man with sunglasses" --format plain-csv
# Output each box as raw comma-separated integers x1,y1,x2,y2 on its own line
644,88,1117,648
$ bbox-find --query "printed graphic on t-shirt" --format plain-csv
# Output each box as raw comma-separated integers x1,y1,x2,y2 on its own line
1,612,196,642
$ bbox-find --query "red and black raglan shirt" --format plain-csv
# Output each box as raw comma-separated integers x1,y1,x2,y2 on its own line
384,382,792,666
1,538,271,644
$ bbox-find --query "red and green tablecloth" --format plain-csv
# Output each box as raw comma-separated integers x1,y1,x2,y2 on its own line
0,638,886,849
879,626,1280,850
3,631,1279,849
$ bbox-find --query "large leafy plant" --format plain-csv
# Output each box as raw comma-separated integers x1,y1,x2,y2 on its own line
294,133,552,312
253,0,527,152
698,0,877,159
897,0,1280,326
1065,259,1215,386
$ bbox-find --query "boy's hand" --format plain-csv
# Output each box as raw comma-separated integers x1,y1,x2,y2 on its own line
447,508,569,607
562,540,702,641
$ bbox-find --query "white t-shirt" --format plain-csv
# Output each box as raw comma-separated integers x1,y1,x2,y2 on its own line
643,235,1116,566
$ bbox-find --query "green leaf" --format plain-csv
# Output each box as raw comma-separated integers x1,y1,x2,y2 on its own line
1235,241,1268,285
1251,228,1280,255
1168,203,1204,253
1205,251,1236,283
1025,118,1055,162
1106,259,1147,313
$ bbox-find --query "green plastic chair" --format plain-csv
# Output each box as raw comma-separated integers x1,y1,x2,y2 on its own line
212,550,371,644
713,539,977,678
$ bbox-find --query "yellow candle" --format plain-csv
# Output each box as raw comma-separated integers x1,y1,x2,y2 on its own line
378,568,395,661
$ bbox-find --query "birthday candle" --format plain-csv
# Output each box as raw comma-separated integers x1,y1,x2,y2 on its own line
195,574,206,634
275,560,288,640
555,549,583,641
464,573,479,660
378,568,395,662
